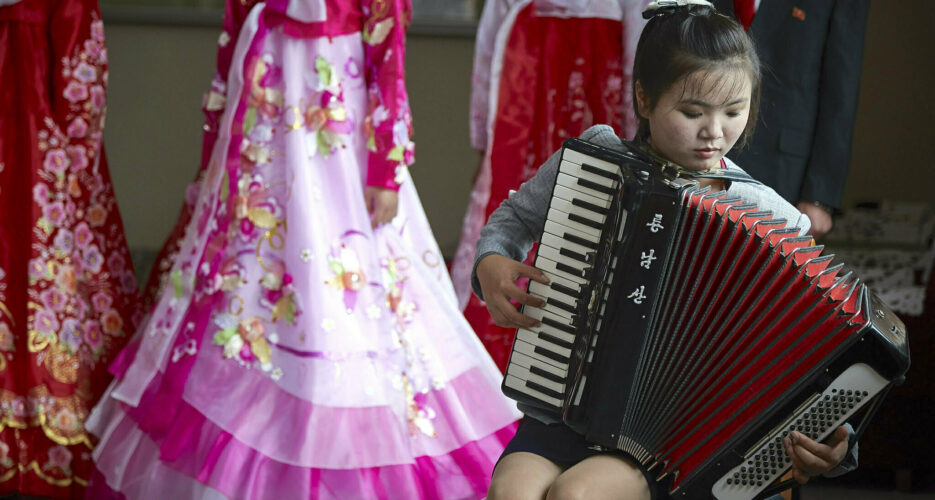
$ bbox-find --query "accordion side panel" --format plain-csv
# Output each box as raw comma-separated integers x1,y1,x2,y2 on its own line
584,172,686,453
622,189,709,442
637,197,748,441
627,192,719,447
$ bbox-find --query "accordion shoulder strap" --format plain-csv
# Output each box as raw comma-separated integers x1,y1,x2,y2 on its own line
687,168,762,185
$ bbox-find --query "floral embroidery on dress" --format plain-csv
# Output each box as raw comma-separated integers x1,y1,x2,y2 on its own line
259,257,299,324
400,373,436,438
381,250,414,327
325,240,371,312
0,441,12,470
7,11,138,457
43,445,72,477
302,56,352,157
0,267,11,374
233,173,281,241
213,315,274,371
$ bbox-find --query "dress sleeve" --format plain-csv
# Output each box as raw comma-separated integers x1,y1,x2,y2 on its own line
362,0,415,192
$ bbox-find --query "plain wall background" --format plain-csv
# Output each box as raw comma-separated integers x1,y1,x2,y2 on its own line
101,0,935,268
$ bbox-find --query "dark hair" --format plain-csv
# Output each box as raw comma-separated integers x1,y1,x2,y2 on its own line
632,4,761,146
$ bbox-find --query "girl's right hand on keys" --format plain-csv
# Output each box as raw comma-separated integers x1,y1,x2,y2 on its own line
476,254,550,328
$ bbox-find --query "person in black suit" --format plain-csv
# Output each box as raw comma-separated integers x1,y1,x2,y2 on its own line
713,0,871,238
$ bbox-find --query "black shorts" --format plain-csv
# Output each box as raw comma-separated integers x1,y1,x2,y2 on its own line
499,417,670,499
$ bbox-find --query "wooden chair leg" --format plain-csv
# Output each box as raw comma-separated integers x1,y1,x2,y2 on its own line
780,470,797,500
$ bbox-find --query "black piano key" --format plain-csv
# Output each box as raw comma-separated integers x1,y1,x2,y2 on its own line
534,345,571,365
581,163,619,181
526,380,564,400
546,296,577,314
550,281,582,299
538,331,574,350
542,316,575,335
577,178,617,196
559,247,591,264
571,197,609,216
568,213,604,231
556,262,589,280
563,232,598,250
529,365,566,384
542,316,576,335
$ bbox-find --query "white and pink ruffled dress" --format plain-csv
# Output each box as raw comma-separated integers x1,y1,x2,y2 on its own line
85,1,520,498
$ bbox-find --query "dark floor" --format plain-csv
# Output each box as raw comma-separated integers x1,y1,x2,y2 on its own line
800,467,935,499
6,469,935,499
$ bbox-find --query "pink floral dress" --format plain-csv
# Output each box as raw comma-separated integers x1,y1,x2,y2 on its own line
85,1,520,498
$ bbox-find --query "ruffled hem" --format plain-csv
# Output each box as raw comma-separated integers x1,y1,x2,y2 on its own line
91,394,515,499
110,356,517,468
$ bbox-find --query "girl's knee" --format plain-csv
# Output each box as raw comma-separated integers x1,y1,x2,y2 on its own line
488,452,559,500
487,477,530,500
546,458,651,500
545,477,590,500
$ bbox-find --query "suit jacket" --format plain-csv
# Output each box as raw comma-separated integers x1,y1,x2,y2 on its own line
713,0,870,209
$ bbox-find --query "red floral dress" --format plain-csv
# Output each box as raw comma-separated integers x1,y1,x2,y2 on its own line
450,0,647,371
0,0,140,496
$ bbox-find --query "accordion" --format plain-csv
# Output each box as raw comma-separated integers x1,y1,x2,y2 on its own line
502,138,910,500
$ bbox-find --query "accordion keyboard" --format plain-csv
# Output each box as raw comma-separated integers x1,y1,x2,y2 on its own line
503,148,622,411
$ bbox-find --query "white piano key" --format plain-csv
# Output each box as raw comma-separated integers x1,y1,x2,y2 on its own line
516,329,572,366
559,160,618,189
534,256,590,285
541,233,592,264
504,374,563,408
543,219,600,250
523,306,578,339
538,266,586,294
527,281,577,320
549,197,606,226
562,148,621,175
552,184,612,211
556,172,613,202
509,351,568,379
506,362,565,394
512,336,571,372
547,207,602,238
517,324,575,357
529,274,583,302
537,244,589,276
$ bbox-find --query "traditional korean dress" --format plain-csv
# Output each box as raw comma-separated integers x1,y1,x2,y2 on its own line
0,0,141,496
85,0,520,498
448,0,649,371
